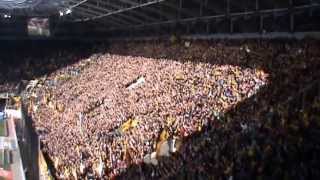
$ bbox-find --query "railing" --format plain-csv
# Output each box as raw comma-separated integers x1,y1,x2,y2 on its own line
0,96,26,180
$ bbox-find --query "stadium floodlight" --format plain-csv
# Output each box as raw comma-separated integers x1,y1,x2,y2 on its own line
65,8,72,15
59,8,72,16
3,14,11,18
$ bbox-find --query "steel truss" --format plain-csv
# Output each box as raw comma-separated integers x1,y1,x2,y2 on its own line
52,0,320,38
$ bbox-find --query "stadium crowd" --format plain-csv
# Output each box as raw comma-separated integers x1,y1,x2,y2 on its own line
1,39,320,179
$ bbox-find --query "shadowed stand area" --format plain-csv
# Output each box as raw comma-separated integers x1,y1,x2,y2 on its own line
0,40,103,93
111,40,320,179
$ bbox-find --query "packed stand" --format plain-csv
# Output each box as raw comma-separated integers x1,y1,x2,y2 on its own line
1,40,320,179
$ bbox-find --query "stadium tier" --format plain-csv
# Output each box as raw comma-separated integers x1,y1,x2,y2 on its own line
0,0,320,180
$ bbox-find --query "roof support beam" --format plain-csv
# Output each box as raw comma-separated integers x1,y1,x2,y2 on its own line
73,10,97,18
129,9,160,22
143,5,176,20
161,0,198,17
68,0,89,9
90,0,170,21
105,3,319,31
118,0,139,6
74,6,101,16
78,2,146,24
73,10,121,27
82,0,168,21
74,6,132,25
192,0,225,14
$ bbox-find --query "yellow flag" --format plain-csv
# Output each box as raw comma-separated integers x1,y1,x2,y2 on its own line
120,118,139,132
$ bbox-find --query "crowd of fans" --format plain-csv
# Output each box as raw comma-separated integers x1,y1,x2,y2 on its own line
1,39,320,179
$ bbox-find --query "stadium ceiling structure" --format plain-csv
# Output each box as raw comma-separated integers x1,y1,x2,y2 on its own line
59,0,320,37
0,0,320,38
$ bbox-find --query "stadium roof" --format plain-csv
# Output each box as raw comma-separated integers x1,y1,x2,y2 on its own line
0,0,319,38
